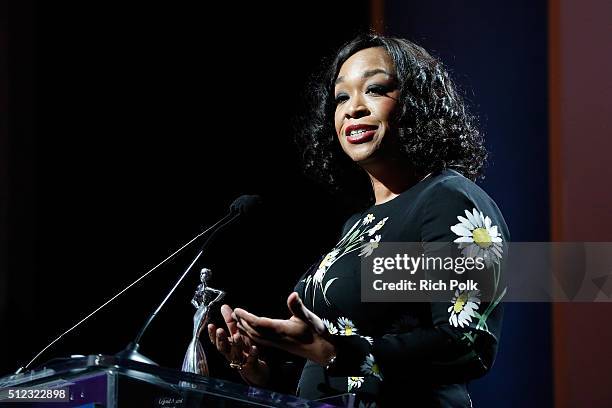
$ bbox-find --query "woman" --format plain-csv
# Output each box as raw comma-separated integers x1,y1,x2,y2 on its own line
208,34,508,407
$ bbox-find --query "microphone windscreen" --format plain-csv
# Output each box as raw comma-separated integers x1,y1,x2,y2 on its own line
230,195,262,215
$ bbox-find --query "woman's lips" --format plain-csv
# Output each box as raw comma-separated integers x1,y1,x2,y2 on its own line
347,129,377,144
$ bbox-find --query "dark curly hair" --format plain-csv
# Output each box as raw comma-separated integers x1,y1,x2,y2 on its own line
296,33,487,207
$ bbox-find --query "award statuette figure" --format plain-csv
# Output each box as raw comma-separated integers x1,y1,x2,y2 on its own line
182,268,225,375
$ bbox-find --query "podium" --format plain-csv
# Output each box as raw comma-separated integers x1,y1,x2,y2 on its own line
0,355,354,407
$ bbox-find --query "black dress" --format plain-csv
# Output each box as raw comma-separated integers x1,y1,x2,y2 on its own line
293,169,509,407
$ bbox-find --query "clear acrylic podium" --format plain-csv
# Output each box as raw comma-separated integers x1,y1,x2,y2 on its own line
0,355,354,407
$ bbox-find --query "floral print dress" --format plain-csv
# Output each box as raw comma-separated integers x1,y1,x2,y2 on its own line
293,169,509,408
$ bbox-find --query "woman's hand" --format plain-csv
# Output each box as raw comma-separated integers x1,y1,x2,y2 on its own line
208,304,270,387
233,292,336,366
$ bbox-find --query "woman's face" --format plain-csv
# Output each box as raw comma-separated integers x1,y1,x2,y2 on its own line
334,47,400,165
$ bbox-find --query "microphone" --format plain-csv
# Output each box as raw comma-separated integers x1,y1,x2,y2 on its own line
15,195,262,374
230,194,262,215
116,194,262,364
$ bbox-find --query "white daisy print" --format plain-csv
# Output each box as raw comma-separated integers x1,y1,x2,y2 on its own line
313,249,340,284
367,217,389,236
451,208,503,267
448,289,481,328
360,354,383,381
312,268,325,285
322,318,338,335
358,235,381,257
363,214,375,225
361,336,373,345
337,317,358,336
348,376,364,391
309,214,390,308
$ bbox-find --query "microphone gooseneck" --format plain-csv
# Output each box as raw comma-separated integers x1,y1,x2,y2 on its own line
117,195,261,363
15,195,261,374
120,213,239,362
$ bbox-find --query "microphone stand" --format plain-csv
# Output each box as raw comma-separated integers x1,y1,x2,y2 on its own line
14,195,261,375
115,211,240,364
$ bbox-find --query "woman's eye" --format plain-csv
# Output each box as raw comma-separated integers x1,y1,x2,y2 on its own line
334,94,349,104
366,85,389,95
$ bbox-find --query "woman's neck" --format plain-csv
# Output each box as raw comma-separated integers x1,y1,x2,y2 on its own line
364,160,426,205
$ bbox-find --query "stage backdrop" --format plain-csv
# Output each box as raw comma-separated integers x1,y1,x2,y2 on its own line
384,1,553,407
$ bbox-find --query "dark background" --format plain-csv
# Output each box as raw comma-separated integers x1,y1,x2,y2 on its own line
1,0,370,381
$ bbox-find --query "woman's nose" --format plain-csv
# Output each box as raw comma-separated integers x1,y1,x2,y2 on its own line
345,95,370,119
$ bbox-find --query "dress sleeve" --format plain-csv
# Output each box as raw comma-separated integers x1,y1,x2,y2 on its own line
327,180,508,384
